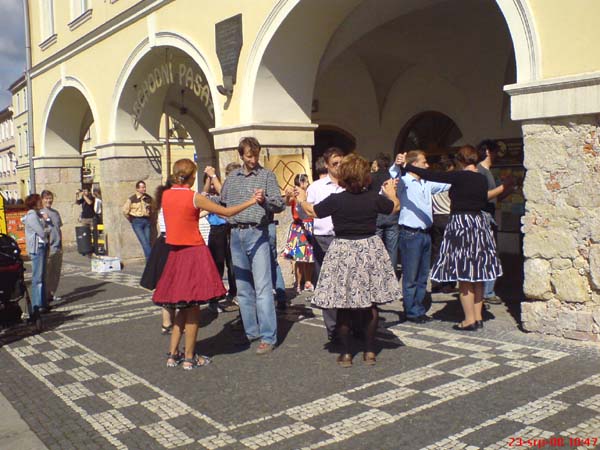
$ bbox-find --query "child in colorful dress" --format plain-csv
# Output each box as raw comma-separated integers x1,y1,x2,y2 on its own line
282,174,315,293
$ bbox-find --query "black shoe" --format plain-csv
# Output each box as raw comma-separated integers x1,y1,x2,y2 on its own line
440,285,457,294
217,299,240,313
232,335,251,346
453,322,478,331
485,295,502,305
406,315,431,324
276,301,287,312
476,320,484,330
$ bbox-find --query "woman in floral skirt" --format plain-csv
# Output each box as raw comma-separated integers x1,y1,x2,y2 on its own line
282,174,315,293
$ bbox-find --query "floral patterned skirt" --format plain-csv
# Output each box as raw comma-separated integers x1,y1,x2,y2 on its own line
281,221,314,263
311,236,400,309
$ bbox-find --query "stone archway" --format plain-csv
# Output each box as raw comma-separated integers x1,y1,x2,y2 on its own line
105,38,218,259
241,0,540,124
39,79,100,247
236,0,544,335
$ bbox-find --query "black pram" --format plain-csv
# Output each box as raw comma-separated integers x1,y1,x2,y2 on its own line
0,233,38,330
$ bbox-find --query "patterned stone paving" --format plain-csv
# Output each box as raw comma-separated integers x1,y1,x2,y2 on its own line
3,268,600,449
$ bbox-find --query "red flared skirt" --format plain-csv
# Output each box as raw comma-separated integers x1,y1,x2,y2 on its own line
152,245,226,308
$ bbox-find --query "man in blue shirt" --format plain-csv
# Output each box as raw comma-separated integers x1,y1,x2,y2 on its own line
390,151,450,323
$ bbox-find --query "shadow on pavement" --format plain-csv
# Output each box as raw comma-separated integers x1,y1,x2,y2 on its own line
0,310,85,348
495,252,524,328
194,301,316,357
58,282,109,305
322,310,405,358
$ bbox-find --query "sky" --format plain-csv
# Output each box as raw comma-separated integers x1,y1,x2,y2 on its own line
0,0,26,108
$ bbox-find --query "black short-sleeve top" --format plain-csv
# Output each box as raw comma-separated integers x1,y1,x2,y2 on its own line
313,190,394,239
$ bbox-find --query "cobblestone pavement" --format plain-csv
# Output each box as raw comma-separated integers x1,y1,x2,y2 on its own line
1,260,600,450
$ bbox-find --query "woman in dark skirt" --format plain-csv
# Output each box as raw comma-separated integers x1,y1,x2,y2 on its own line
155,159,258,369
296,153,401,367
397,146,503,331
140,181,173,334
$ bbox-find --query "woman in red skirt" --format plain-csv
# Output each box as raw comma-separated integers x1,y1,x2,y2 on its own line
154,159,258,369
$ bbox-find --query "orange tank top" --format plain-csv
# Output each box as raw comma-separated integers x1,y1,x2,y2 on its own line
162,186,205,246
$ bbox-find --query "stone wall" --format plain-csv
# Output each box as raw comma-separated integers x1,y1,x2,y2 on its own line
36,166,83,251
98,154,162,261
521,115,600,341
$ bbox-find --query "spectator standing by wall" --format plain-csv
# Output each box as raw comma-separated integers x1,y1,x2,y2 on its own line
76,187,95,227
122,181,153,260
40,190,63,303
22,194,48,317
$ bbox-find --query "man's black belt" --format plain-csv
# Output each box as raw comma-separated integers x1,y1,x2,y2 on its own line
399,225,430,233
231,223,259,229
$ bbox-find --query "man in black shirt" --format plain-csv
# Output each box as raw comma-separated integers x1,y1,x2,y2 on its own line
371,153,400,277
477,140,513,305
76,187,96,227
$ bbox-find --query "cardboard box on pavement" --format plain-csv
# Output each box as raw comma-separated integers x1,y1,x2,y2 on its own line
91,255,121,273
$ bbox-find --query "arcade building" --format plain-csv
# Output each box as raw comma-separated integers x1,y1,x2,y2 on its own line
20,0,600,341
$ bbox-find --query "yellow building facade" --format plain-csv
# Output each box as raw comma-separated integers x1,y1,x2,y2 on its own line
25,0,600,341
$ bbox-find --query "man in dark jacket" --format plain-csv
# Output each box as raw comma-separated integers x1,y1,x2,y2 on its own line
370,153,400,276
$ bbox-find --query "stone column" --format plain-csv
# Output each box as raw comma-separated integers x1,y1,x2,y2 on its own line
211,123,318,286
96,142,164,262
520,115,600,341
33,156,83,250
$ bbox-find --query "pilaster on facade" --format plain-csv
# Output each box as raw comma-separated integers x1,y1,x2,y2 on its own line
505,71,600,121
517,116,600,341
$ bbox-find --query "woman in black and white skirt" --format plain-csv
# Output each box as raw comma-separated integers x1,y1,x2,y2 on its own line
397,145,503,331
296,153,401,367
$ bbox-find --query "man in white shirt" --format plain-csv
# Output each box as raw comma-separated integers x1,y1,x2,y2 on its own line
306,147,344,340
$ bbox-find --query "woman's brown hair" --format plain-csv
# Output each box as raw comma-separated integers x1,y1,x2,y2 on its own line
455,145,479,168
170,159,197,186
337,153,371,193
25,194,41,210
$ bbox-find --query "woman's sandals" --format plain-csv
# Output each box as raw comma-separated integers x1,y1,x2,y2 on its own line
182,355,212,370
166,351,184,367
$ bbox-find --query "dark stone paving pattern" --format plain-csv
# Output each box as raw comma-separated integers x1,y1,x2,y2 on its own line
1,266,600,450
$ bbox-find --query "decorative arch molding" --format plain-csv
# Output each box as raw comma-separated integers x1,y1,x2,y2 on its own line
495,0,541,82
109,31,222,142
240,0,302,122
41,76,100,157
241,0,541,122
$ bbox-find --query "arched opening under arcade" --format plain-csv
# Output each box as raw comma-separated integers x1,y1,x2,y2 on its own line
245,0,532,326
41,84,99,247
106,44,217,259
